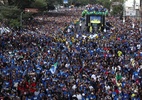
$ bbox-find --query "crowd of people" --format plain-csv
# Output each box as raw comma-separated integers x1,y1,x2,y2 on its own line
0,5,142,100
85,4,107,12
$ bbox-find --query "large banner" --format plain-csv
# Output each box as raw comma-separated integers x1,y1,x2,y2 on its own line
86,14,105,32
125,10,136,16
63,0,68,4
90,16,101,24
82,10,108,17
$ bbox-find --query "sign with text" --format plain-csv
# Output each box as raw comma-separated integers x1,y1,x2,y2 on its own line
125,10,136,16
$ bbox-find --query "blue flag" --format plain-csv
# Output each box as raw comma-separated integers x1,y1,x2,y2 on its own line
50,62,58,74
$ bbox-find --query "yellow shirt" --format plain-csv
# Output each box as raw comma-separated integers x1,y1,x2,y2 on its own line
90,26,92,33
117,51,122,57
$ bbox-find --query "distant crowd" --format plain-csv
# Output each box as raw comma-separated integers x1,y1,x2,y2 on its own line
85,4,107,12
0,5,142,100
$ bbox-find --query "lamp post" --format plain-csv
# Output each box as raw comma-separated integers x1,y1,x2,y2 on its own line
20,9,30,30
20,11,24,29
140,13,142,34
122,0,125,24
139,0,142,34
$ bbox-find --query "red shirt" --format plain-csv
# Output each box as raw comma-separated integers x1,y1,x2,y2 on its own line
115,89,119,94
29,82,36,93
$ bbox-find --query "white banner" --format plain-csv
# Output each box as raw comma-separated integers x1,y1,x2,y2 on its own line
125,10,136,16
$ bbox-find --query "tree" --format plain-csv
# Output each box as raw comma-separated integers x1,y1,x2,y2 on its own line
6,0,35,9
89,0,97,4
46,0,55,10
111,4,123,16
30,0,47,10
0,6,20,19
0,6,21,28
9,19,20,28
18,0,35,9
0,0,48,28
0,0,8,5
111,0,124,3
96,0,111,10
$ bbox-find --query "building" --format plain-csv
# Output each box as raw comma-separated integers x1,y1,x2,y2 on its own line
140,0,142,15
123,0,141,19
140,0,142,33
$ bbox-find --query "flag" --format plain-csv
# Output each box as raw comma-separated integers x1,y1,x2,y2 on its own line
49,62,58,74
115,73,122,81
74,19,79,25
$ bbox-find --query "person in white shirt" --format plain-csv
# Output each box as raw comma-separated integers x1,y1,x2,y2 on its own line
76,92,82,100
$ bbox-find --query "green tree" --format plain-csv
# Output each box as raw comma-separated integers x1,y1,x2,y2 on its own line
111,4,123,16
9,19,20,28
31,0,47,10
111,0,124,3
0,6,21,19
96,0,111,10
17,0,35,9
0,5,21,27
0,0,50,28
45,0,64,6
5,0,35,9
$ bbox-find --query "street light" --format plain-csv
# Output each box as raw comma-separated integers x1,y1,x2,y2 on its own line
122,0,126,24
20,9,30,30
20,11,24,29
138,5,141,34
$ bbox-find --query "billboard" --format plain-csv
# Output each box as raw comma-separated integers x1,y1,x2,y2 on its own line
125,10,136,16
63,0,68,4
90,16,101,24
125,0,140,9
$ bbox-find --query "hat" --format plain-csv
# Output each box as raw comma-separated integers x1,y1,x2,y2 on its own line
134,89,138,93
72,95,76,97
82,93,85,96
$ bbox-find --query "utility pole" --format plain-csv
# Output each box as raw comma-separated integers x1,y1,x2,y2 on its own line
123,0,126,23
133,0,136,19
133,0,135,9
140,0,142,34
20,11,24,30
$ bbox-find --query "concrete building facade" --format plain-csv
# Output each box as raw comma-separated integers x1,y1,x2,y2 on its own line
123,0,141,19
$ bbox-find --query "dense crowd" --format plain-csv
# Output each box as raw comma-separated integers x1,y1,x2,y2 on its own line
0,6,142,100
85,4,107,12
